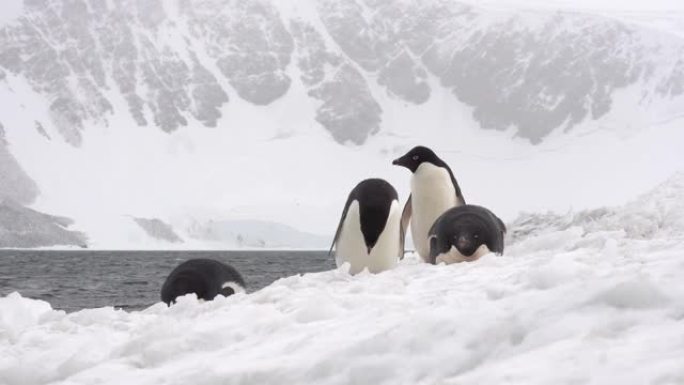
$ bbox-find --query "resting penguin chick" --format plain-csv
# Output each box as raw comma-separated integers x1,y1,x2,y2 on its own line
161,258,246,305
393,146,465,262
428,205,506,264
329,178,403,275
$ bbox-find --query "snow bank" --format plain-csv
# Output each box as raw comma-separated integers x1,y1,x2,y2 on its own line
1,175,684,384
509,171,684,243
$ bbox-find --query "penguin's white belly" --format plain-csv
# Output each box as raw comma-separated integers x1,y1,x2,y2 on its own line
411,163,459,261
335,200,401,275
435,245,490,264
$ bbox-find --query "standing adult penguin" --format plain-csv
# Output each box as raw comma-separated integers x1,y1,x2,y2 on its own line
329,178,403,274
393,146,465,262
161,258,246,305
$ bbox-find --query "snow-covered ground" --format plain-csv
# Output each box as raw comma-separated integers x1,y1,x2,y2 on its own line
1,174,683,385
0,0,21,27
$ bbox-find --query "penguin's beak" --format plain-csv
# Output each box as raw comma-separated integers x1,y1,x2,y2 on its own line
457,236,471,250
392,156,405,167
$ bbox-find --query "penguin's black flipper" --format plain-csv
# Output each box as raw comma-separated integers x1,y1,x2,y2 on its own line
428,234,438,265
399,195,412,260
329,190,356,257
479,208,506,255
444,168,466,205
494,214,506,234
481,208,506,254
493,213,507,254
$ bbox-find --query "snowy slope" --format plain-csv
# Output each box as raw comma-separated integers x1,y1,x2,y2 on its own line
1,174,683,384
1,0,684,248
0,1,22,27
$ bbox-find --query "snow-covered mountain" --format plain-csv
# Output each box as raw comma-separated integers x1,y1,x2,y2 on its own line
1,0,684,248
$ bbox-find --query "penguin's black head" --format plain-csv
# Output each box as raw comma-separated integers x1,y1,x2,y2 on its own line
447,220,489,258
220,286,235,296
429,206,505,263
219,281,244,297
392,146,442,173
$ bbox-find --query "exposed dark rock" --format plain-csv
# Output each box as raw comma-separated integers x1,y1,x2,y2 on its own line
291,21,382,144
186,219,329,248
0,123,39,205
309,65,382,145
133,217,183,243
1,0,683,145
0,199,86,248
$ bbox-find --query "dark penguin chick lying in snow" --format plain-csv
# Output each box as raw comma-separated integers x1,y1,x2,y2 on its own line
161,258,246,305
428,205,506,264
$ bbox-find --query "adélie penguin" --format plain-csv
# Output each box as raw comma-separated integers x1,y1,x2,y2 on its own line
428,205,506,264
392,146,465,262
329,178,403,274
161,258,246,305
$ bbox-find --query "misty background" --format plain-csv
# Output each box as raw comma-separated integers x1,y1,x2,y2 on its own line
1,0,683,249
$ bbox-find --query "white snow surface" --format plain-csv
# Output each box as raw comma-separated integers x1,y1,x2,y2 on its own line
0,0,22,27
1,174,683,385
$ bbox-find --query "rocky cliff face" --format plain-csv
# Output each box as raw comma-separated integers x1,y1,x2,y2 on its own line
0,199,86,248
0,122,38,205
1,0,682,147
1,123,85,247
1,0,683,248
4,113,88,247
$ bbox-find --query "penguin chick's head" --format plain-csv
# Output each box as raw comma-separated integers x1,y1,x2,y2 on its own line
392,146,442,173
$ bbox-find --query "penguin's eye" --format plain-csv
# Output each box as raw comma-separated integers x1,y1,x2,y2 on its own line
473,234,479,239
412,155,419,161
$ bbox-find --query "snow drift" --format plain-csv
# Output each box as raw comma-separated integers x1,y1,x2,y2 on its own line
1,173,683,385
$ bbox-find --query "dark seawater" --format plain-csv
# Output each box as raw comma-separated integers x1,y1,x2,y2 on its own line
0,250,333,312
